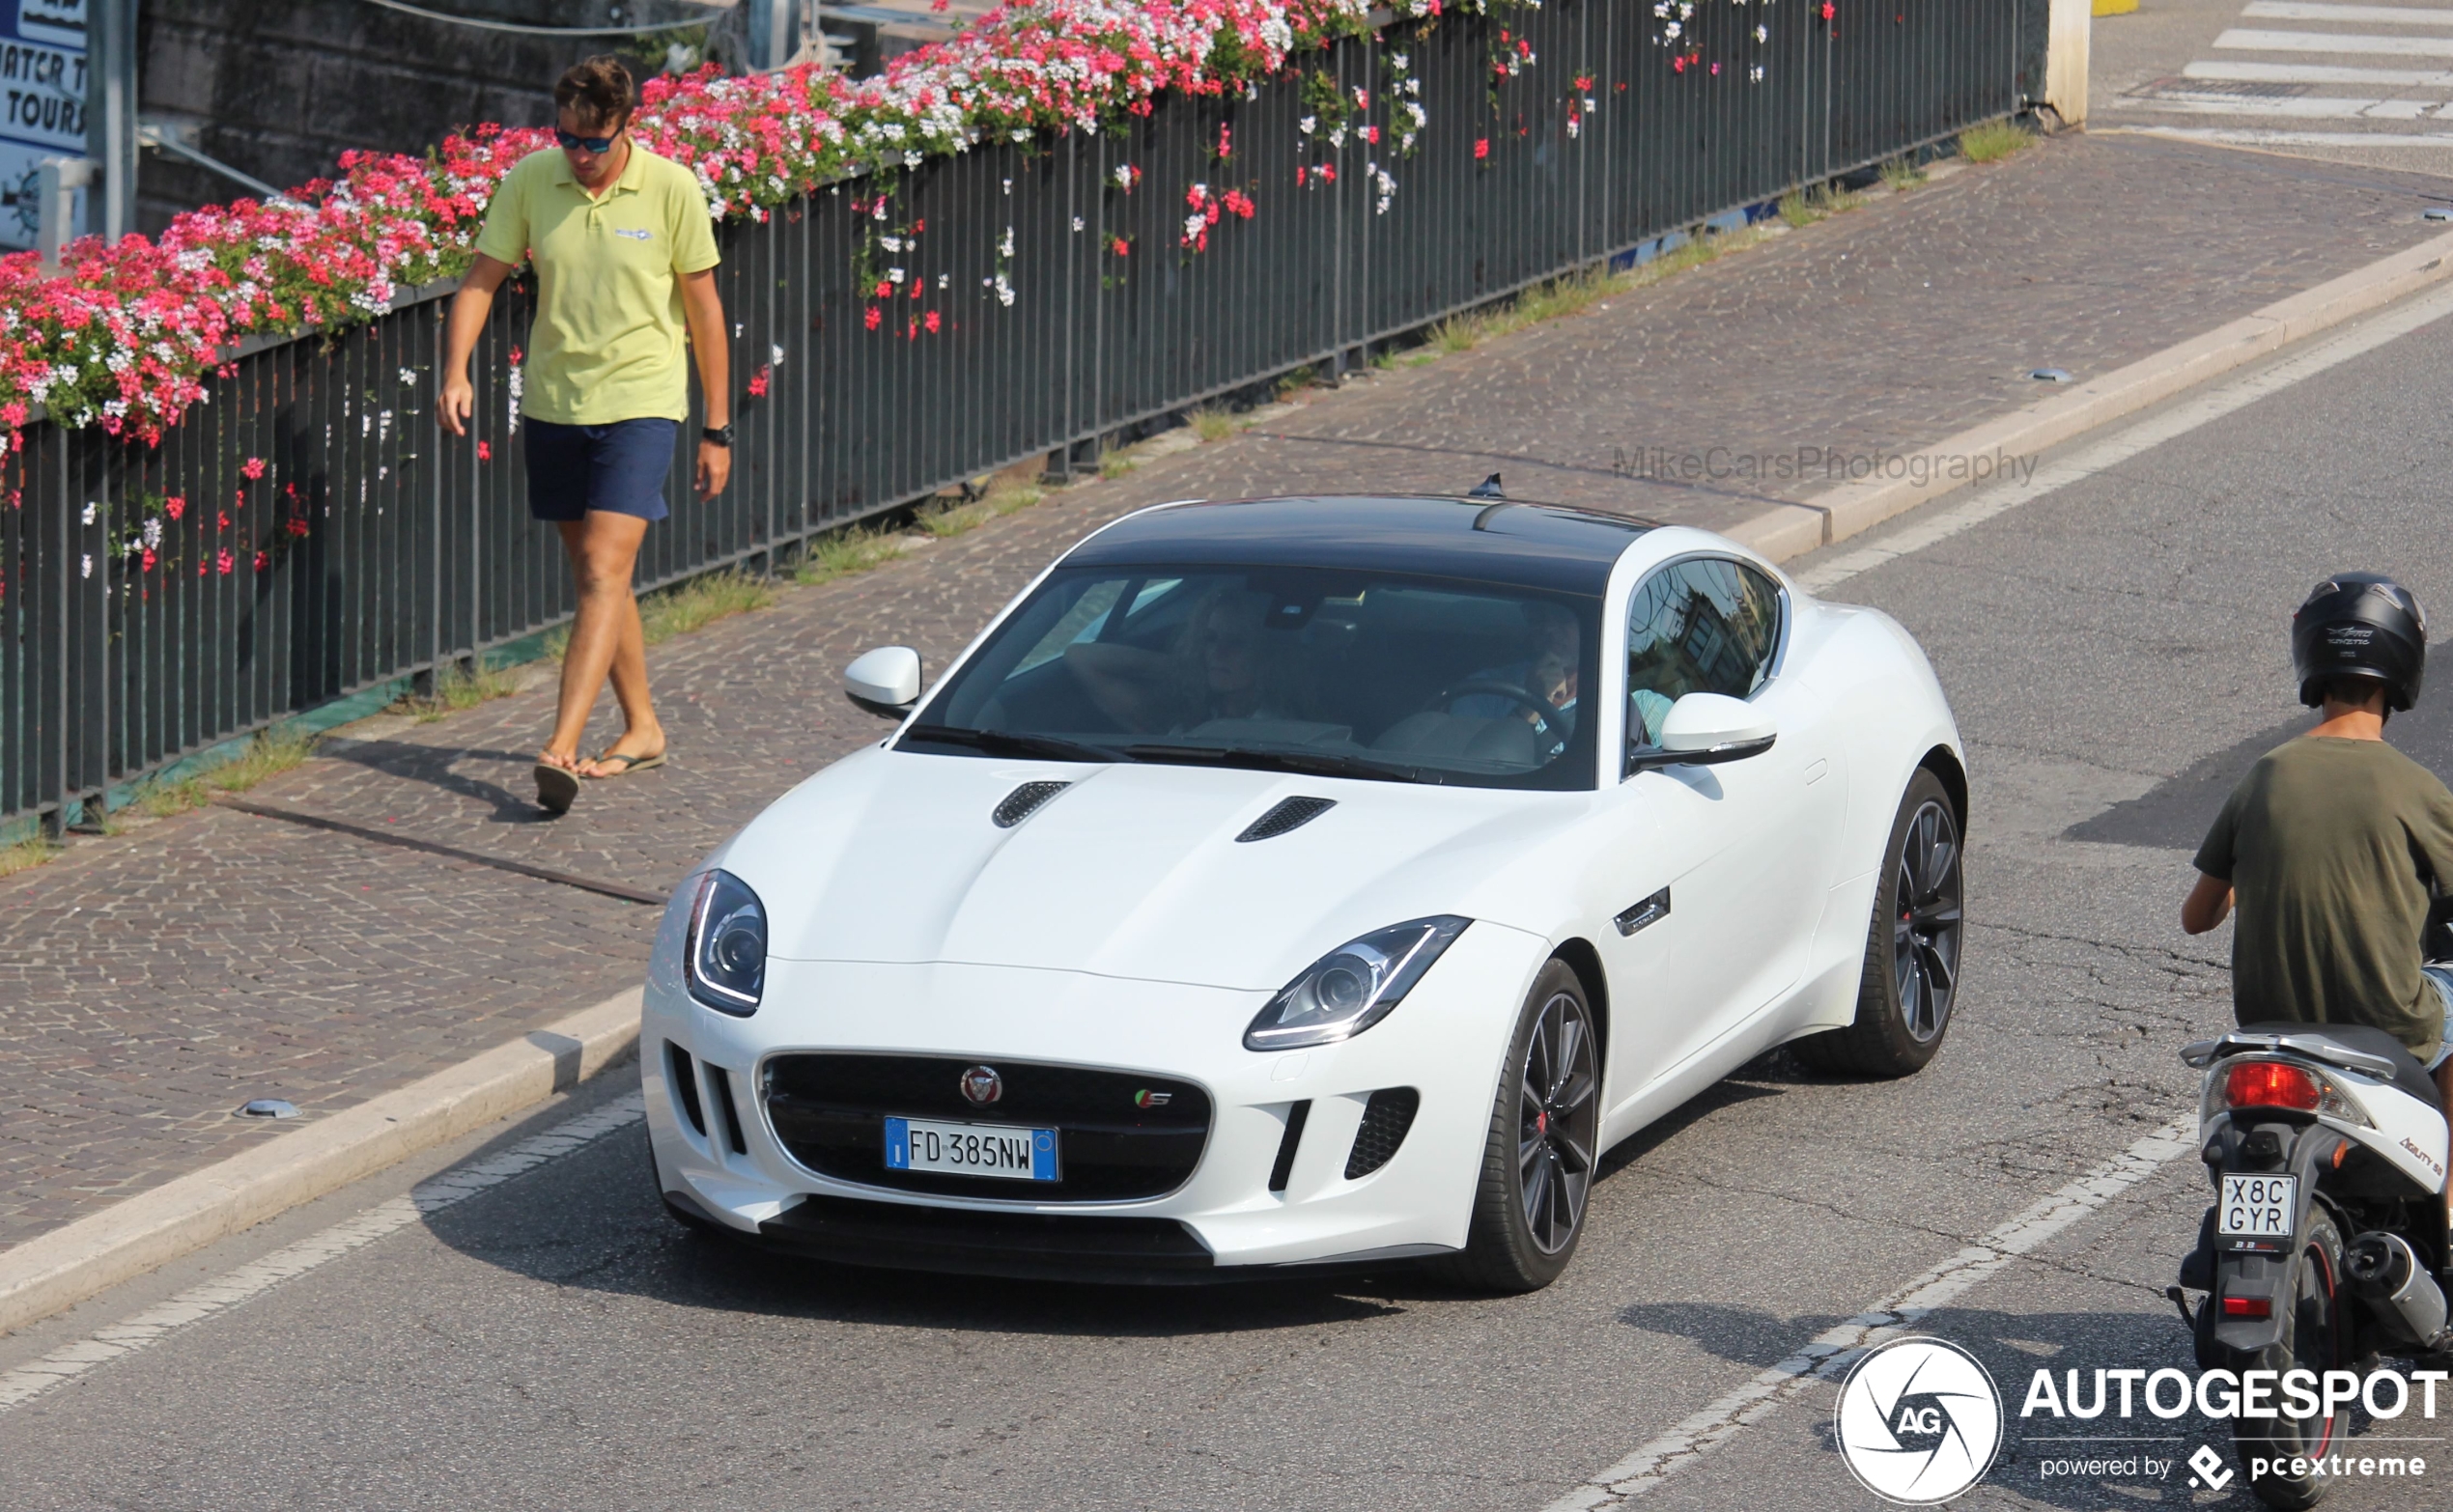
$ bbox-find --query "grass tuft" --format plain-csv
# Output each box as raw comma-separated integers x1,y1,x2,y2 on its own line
386,661,524,723
132,724,321,820
1878,155,1927,191
639,570,777,647
919,483,1044,540
1188,406,1238,443
1099,452,1135,480
795,524,905,586
0,836,61,879
1778,183,1865,228
1958,120,2034,164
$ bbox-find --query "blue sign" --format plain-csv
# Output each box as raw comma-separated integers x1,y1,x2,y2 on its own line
1,0,86,247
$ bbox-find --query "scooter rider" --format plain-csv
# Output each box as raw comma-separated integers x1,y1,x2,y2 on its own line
2182,573,2453,1144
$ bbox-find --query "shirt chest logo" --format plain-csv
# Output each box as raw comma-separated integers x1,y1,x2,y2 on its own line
611,227,653,241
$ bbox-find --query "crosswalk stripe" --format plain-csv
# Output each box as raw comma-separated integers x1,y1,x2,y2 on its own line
2182,58,2453,84
2215,25,2453,54
2243,2,2453,25
2122,92,2449,116
2122,124,2453,143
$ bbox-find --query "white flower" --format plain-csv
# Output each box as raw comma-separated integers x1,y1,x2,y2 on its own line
1328,126,1346,148
1750,64,1764,81
81,501,97,524
1665,20,1681,37
82,553,92,578
881,235,903,251
903,151,922,167
142,518,162,548
1184,214,1205,238
1756,22,1768,41
771,344,786,366
888,266,906,283
1390,51,1408,69
938,273,949,290
1298,115,1316,134
399,367,417,386
1013,127,1031,142
994,274,1014,307
1071,215,1085,232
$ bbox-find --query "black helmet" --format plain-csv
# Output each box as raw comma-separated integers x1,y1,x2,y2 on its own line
2291,572,2427,712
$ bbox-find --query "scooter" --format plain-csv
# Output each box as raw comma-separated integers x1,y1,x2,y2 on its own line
2173,1022,2451,1509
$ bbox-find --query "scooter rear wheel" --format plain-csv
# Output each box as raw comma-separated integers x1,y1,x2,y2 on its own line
2235,1208,2349,1510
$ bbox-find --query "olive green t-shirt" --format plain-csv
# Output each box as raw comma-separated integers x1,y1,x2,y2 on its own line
2195,736,2453,1061
471,144,720,425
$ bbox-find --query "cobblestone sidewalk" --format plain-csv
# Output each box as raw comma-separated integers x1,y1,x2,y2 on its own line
5,130,2447,1253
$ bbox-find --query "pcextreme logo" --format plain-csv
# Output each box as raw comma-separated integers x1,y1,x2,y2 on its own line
1834,1337,2005,1504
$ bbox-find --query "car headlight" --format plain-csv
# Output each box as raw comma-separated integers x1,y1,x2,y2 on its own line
686,869,767,1016
1244,916,1471,1051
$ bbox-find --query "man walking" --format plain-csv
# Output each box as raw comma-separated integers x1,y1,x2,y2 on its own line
439,55,732,815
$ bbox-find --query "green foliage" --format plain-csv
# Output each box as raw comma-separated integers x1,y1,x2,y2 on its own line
386,661,524,723
1958,120,2035,164
133,724,321,819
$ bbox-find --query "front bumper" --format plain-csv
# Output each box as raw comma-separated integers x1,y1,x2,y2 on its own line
640,920,1547,1276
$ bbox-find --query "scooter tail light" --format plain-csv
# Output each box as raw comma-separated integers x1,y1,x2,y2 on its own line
2223,1060,2324,1112
2221,1296,2273,1319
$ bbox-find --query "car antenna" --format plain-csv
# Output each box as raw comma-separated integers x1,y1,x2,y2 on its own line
1467,472,1504,499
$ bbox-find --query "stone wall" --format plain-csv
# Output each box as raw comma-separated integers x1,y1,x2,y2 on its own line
134,0,727,233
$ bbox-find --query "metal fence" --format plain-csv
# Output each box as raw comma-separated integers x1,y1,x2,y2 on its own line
0,0,2044,831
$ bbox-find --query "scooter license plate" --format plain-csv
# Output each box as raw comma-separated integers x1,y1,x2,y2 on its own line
2219,1174,2297,1239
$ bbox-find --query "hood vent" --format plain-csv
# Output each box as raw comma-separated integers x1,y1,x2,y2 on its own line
1236,796,1337,843
993,780,1072,828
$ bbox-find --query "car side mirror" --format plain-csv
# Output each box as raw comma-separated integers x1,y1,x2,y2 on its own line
845,646,922,720
1627,692,1777,770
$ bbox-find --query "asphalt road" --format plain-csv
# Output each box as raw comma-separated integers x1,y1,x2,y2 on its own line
8,295,2453,1510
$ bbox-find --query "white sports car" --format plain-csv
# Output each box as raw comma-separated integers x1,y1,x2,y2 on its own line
643,493,1965,1290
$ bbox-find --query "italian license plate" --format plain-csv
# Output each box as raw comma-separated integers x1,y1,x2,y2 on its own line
2219,1174,2298,1239
884,1116,1060,1182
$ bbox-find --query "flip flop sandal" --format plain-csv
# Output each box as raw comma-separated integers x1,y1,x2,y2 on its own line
586,750,667,779
534,761,580,815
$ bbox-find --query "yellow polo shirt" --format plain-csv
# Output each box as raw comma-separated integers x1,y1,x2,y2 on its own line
472,143,720,426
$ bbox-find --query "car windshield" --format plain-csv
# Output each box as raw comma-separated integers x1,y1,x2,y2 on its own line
903,567,1600,789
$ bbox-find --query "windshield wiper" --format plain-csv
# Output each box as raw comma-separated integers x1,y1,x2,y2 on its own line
902,724,1129,764
1122,743,1435,784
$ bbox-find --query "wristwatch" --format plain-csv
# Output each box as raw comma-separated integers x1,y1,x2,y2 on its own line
701,423,735,448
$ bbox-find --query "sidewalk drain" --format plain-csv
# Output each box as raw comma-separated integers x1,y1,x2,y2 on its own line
2029,367,2074,383
238,1099,299,1119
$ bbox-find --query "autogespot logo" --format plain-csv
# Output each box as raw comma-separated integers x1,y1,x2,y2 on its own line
1835,1337,2006,1504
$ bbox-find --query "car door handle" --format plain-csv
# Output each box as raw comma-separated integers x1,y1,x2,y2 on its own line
1614,887,1671,937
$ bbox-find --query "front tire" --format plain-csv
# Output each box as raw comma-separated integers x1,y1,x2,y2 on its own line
1436,961,1601,1293
2237,1209,2350,1509
1796,769,1964,1078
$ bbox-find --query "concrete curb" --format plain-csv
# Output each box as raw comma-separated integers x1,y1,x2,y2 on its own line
1728,228,2453,564
0,988,640,1338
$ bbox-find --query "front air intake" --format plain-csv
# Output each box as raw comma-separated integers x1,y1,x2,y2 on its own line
666,1043,707,1137
993,780,1071,827
1344,1088,1421,1179
1237,796,1336,842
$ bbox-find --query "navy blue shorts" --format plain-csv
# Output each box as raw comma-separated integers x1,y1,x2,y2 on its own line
523,417,678,523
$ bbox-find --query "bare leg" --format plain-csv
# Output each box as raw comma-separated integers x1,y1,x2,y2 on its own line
548,512,663,773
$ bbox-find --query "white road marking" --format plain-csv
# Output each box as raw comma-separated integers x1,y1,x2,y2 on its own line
0,1092,644,1414
1793,275,2453,594
2125,124,2453,143
2243,1,2453,25
2215,26,2453,55
2183,57,2453,82
1542,1123,2198,1511
2115,92,2451,117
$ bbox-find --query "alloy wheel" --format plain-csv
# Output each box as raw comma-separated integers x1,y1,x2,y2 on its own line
1893,798,1963,1043
1517,989,1599,1255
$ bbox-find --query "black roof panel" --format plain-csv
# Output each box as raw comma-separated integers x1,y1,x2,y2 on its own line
1063,495,1653,595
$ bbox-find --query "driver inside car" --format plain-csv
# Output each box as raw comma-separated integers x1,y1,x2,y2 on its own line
2181,574,2453,1155
1453,602,1581,744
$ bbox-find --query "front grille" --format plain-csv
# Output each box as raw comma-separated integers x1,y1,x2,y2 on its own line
1345,1087,1421,1179
765,1053,1212,1201
757,1193,1213,1281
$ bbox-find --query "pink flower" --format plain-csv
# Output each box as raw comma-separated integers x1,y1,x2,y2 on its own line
215,548,234,574
240,456,266,480
923,311,942,334
1474,138,1489,160
476,440,492,462
253,549,269,572
864,306,883,331
1110,237,1129,256
164,495,185,520
747,365,772,397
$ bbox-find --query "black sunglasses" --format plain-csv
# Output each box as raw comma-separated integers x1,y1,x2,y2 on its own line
555,126,621,154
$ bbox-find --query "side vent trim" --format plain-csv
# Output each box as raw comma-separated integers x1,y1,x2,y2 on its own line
1237,796,1337,843
705,1064,750,1156
666,1042,707,1138
1268,1100,1311,1193
1344,1087,1421,1179
993,780,1072,828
